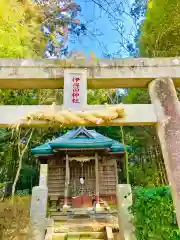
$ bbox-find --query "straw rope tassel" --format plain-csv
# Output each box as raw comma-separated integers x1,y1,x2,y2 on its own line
10,103,125,128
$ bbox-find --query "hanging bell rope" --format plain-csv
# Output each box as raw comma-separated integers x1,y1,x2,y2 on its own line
10,103,125,129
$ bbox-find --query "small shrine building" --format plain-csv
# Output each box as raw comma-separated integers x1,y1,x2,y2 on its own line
31,127,131,211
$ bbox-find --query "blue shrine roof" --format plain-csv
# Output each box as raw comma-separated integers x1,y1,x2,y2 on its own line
31,143,53,156
31,127,132,156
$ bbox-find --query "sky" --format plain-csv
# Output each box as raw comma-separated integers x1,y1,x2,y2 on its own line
69,0,135,58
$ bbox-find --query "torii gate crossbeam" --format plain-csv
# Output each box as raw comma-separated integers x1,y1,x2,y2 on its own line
0,57,180,89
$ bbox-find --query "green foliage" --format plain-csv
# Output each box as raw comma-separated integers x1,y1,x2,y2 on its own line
0,0,47,191
90,126,121,141
132,187,180,240
129,161,163,187
122,86,167,186
0,0,45,58
0,183,5,198
0,89,39,105
0,183,5,189
126,0,180,186
87,89,115,105
16,189,30,196
123,88,150,104
16,164,38,191
138,0,180,57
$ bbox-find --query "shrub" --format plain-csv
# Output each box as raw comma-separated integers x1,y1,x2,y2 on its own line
16,189,30,197
0,183,5,198
132,186,180,240
0,196,30,239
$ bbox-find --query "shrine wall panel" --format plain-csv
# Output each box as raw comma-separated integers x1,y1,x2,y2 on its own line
99,157,118,196
48,157,65,198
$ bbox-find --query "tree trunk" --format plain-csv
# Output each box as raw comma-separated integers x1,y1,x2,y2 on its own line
11,155,23,199
11,129,34,200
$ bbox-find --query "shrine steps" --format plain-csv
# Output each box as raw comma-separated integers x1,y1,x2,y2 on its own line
47,208,118,240
51,223,117,240
49,207,92,221
52,231,105,240
52,224,106,240
49,206,118,222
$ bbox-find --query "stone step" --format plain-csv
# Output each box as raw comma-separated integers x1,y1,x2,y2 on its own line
49,193,63,196
53,223,119,233
48,180,65,184
51,211,68,216
79,239,104,240
49,192,64,196
48,182,65,186
52,232,105,240
52,233,66,240
49,186,64,189
53,236,104,240
52,215,69,221
49,196,59,201
54,224,105,233
49,185,64,188
73,232,104,238
48,177,65,181
49,208,58,212
49,188,64,192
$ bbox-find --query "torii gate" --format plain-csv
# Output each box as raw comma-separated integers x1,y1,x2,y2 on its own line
1,57,180,229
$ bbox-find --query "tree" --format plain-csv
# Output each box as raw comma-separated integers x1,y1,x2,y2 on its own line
0,0,45,58
38,0,86,58
0,0,47,193
127,0,147,57
120,0,180,186
138,0,180,57
121,86,168,186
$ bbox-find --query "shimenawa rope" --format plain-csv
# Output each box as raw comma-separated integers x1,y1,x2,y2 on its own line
11,103,125,128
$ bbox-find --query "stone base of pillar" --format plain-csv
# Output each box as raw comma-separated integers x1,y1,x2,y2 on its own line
96,203,101,208
63,204,70,209
95,203,104,212
29,186,48,240
116,184,136,240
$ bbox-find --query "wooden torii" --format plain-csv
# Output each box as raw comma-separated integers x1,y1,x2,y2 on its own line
1,57,180,227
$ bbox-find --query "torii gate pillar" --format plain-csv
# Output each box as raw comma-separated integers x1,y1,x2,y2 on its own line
149,77,180,227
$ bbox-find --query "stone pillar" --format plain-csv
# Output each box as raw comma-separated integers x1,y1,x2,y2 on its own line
39,164,48,186
149,77,180,227
28,186,48,240
95,152,100,207
63,154,70,208
116,184,135,240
